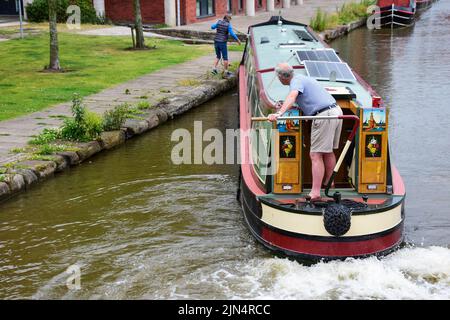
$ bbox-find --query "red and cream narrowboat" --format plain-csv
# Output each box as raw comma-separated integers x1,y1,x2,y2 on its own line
237,17,406,261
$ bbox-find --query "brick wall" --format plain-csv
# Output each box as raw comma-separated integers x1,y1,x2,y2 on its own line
256,0,267,11
105,0,274,26
183,0,229,25
105,0,165,24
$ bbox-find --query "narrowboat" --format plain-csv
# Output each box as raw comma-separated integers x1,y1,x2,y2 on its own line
237,17,406,261
376,0,416,28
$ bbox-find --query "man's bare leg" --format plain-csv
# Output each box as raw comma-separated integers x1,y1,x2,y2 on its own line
309,152,325,199
223,60,229,72
323,152,336,188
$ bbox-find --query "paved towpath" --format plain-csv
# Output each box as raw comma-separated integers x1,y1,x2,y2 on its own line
0,51,241,166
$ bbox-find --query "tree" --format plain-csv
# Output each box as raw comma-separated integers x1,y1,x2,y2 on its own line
133,0,146,49
48,0,61,70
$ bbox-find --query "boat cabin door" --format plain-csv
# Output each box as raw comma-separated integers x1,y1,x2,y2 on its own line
273,110,302,194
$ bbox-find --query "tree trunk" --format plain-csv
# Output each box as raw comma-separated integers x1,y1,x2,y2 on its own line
134,0,146,49
48,0,61,70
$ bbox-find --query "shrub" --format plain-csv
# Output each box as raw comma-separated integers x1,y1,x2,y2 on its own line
310,0,376,31
26,0,102,24
35,144,68,155
29,128,61,145
136,101,151,110
60,94,103,141
60,117,83,141
102,104,129,131
84,110,103,138
310,9,328,32
26,0,68,23
75,0,99,24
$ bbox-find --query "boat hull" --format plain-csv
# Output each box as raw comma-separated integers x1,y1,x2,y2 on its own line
416,0,432,11
240,178,405,261
378,5,416,28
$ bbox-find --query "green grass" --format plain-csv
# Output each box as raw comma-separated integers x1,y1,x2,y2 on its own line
0,33,210,121
310,0,375,32
228,43,245,52
177,78,201,87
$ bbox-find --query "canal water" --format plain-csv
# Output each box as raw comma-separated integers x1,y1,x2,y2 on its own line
1,2,450,299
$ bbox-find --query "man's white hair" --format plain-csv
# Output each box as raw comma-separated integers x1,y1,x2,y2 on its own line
275,63,294,79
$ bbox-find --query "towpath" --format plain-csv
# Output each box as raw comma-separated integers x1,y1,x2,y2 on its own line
174,0,348,33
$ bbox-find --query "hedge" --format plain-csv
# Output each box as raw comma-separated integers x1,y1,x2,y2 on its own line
26,0,104,24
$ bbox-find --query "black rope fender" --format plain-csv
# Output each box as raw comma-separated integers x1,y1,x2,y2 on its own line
316,192,367,237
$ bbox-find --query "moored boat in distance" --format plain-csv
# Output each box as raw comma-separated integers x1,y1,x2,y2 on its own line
376,0,416,28
237,17,406,261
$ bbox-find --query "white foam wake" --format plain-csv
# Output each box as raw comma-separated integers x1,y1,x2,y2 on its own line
204,246,450,300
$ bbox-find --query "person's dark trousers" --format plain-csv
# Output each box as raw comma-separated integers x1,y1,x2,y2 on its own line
214,41,228,61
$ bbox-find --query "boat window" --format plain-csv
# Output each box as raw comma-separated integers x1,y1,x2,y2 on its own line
260,37,270,44
245,47,253,74
251,121,272,183
251,84,261,116
247,74,254,100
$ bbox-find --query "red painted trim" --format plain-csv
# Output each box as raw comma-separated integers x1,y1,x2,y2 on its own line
276,197,387,205
261,225,403,257
256,65,305,74
374,9,394,14
391,164,406,196
338,115,360,141
375,8,415,14
256,67,276,74
394,9,415,14
239,65,266,196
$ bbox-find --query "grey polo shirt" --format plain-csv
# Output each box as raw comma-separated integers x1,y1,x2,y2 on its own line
290,74,336,116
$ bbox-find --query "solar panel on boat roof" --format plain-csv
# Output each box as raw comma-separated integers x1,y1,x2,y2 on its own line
296,49,341,63
304,61,356,82
293,30,316,42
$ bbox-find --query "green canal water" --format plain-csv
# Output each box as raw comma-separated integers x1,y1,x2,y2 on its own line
1,2,450,299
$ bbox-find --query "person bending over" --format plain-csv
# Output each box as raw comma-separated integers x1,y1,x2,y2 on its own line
268,63,343,200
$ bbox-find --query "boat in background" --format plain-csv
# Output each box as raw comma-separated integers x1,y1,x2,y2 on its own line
377,0,416,28
238,17,406,261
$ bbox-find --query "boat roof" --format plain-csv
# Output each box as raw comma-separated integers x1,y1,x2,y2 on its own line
249,20,374,109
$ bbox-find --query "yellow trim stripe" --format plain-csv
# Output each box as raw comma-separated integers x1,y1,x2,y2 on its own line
261,204,402,237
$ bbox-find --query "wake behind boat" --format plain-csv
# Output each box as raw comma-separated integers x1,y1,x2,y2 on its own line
237,17,406,261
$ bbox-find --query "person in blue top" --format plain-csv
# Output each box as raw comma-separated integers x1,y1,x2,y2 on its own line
211,15,241,76
268,63,343,201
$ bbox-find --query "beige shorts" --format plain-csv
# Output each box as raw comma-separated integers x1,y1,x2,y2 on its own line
310,106,343,153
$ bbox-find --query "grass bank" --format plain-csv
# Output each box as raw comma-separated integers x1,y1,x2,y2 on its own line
310,0,376,32
0,33,210,121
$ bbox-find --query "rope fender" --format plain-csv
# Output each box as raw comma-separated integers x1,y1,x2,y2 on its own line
323,203,352,237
